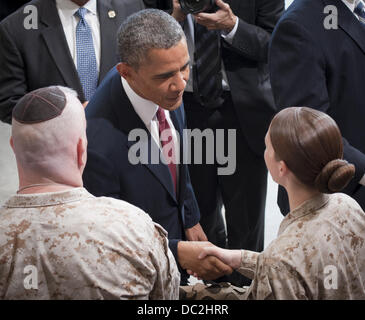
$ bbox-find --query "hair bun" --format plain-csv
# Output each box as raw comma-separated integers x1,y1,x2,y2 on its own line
315,159,355,193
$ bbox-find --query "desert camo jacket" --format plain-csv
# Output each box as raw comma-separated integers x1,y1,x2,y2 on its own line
0,188,180,299
238,193,365,299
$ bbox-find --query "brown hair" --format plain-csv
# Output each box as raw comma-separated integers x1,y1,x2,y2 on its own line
269,107,355,193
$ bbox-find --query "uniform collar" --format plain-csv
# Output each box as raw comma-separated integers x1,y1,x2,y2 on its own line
278,193,330,236
3,187,92,208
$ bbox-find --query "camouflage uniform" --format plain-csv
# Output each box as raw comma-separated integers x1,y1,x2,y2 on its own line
0,188,180,299
180,282,248,300
180,193,365,300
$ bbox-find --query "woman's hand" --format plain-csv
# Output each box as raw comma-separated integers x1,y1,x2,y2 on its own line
198,246,242,269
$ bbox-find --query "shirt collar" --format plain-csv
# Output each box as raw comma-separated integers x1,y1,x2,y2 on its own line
3,187,93,208
342,0,357,12
121,77,159,127
55,0,97,17
278,193,330,236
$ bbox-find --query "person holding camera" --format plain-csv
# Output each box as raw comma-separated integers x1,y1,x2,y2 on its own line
167,0,284,287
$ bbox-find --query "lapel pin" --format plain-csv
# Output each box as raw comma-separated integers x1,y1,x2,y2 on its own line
108,10,116,19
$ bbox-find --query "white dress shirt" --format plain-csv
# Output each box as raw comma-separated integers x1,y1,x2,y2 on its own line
121,77,180,185
361,175,365,186
342,0,356,11
342,0,365,20
56,0,101,72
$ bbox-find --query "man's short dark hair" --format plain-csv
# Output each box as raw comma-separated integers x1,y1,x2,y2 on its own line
117,9,185,69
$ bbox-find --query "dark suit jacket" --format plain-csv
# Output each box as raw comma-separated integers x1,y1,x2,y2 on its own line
222,0,284,156
0,0,29,22
0,0,144,123
269,0,365,213
83,68,201,274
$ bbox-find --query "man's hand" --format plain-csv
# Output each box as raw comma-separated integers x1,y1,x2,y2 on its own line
194,0,237,32
171,0,186,22
178,241,233,280
82,101,89,108
198,246,242,269
185,223,208,241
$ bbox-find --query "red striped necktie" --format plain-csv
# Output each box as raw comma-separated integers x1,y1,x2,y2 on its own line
156,107,177,194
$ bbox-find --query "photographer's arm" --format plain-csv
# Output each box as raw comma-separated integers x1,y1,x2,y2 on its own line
195,0,284,62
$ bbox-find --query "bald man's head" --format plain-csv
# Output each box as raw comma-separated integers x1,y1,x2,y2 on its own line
11,86,87,181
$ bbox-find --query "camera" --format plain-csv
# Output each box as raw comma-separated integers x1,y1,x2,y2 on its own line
179,0,217,14
142,0,217,15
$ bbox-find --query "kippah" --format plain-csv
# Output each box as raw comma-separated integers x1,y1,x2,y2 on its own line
12,87,67,124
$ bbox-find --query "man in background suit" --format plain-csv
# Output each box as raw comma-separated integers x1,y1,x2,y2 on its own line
269,0,365,214
0,0,29,22
83,9,232,285
0,0,145,123
147,0,283,286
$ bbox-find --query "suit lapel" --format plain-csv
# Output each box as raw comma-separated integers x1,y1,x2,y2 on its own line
324,0,365,55
111,75,178,203
39,0,85,100
126,134,177,203
98,0,119,82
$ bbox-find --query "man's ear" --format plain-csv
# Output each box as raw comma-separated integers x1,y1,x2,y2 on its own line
10,137,14,151
116,62,134,81
77,137,87,170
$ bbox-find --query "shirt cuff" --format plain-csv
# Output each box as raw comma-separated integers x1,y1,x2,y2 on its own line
221,16,239,44
236,249,259,280
360,174,365,186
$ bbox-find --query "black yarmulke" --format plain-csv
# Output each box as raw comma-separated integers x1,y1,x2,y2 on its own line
12,87,67,124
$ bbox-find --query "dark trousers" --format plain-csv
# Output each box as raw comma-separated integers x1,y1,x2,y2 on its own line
184,91,267,286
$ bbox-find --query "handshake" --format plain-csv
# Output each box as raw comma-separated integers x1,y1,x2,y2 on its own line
178,241,241,280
